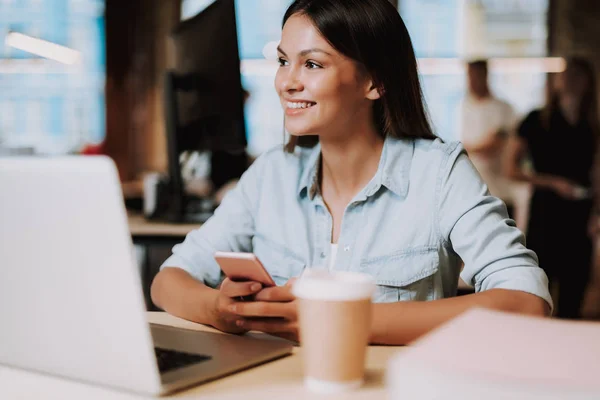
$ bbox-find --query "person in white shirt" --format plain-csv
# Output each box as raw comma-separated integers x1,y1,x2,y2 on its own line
458,59,520,219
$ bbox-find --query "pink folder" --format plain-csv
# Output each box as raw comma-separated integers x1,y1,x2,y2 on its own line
387,308,600,398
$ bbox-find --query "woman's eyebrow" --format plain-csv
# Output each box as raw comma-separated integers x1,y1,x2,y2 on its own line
277,46,331,57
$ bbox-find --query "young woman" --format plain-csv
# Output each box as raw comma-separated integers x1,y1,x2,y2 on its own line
152,0,551,345
506,57,599,319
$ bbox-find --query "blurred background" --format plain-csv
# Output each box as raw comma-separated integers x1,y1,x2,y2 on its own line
0,0,566,166
1,0,599,317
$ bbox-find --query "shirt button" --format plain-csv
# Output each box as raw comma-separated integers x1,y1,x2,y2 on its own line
320,252,327,258
344,246,350,252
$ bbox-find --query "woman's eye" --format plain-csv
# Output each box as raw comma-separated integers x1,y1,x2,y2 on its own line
277,57,288,66
305,61,322,69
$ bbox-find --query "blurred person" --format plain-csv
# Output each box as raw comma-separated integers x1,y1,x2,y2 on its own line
581,240,600,319
152,0,551,345
506,57,599,319
582,135,600,319
458,59,521,222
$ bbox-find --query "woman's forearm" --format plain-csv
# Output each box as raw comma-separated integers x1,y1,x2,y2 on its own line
151,267,219,325
370,289,548,345
508,170,558,189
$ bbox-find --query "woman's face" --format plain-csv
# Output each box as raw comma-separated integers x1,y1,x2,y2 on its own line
555,64,591,99
275,14,378,137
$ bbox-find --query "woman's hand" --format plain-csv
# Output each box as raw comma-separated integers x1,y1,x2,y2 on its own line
227,280,299,342
210,278,263,334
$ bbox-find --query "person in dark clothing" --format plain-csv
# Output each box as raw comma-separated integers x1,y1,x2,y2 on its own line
506,57,600,318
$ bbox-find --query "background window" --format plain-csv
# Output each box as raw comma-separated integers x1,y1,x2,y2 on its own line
0,0,105,155
400,0,550,141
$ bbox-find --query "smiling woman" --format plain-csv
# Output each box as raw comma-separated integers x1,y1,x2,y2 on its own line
278,0,436,151
151,0,552,346
275,16,380,143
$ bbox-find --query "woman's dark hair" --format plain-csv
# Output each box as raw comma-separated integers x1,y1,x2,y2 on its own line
542,57,599,137
282,0,436,152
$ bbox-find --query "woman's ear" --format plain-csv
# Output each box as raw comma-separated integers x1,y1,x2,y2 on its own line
366,81,384,100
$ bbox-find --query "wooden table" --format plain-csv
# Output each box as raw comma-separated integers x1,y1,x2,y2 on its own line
0,312,403,399
128,212,201,242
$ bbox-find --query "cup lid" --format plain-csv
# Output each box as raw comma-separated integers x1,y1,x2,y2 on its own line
292,269,375,301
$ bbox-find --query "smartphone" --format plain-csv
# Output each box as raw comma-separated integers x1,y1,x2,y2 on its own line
214,251,276,287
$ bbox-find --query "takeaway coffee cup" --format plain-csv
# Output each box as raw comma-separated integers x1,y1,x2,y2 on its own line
293,269,376,393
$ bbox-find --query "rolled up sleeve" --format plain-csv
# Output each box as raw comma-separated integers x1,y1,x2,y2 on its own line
160,155,264,288
437,144,553,310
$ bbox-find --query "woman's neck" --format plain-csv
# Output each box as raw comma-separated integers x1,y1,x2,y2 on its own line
319,127,384,202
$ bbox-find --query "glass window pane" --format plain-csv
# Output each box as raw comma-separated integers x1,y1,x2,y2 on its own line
0,0,105,155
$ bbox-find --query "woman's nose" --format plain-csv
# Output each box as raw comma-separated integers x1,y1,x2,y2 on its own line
280,68,303,92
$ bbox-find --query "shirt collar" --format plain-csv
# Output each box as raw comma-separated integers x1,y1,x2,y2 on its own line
297,137,414,200
297,143,322,199
360,137,414,200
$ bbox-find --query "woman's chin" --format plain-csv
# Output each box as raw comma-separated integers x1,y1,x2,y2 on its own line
285,125,317,137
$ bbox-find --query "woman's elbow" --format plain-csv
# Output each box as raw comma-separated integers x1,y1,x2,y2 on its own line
515,292,550,317
489,289,550,317
150,269,169,310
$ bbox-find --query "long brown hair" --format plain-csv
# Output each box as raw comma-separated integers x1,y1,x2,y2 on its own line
542,57,599,137
281,0,437,153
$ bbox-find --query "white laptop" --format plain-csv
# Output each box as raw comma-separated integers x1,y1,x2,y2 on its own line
0,156,293,396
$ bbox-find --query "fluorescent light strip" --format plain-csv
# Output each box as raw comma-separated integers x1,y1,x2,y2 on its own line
418,57,566,75
489,57,566,74
5,32,81,65
241,57,566,76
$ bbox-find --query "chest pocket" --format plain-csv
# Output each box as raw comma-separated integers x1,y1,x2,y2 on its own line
359,247,439,303
253,235,306,286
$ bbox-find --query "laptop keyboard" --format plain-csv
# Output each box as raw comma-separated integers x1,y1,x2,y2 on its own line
154,347,212,374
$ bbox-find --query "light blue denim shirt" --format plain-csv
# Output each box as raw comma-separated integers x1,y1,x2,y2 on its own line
161,137,552,308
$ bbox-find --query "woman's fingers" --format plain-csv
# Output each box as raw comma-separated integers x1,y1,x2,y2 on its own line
229,300,296,319
254,285,295,302
220,278,262,298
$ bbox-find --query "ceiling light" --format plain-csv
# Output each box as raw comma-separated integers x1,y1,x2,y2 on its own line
5,32,81,65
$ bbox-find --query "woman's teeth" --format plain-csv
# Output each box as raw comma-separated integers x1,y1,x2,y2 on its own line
286,102,316,109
